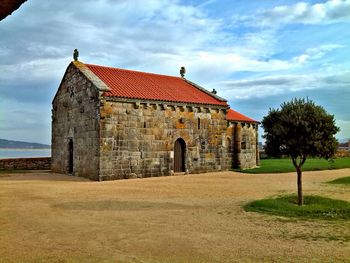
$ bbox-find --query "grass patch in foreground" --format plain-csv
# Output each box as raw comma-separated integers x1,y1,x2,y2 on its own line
244,195,350,220
328,176,350,185
240,157,350,174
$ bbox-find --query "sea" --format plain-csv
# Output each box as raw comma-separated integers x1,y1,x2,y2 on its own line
0,149,51,159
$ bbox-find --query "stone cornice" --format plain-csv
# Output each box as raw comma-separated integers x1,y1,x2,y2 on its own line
103,96,229,110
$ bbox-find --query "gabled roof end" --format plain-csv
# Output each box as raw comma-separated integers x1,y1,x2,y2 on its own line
72,61,110,92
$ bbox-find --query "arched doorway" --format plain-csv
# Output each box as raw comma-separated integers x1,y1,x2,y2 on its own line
68,139,73,174
174,138,186,172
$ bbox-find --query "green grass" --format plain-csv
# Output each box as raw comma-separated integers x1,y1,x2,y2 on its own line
240,157,350,174
328,176,350,185
244,195,350,220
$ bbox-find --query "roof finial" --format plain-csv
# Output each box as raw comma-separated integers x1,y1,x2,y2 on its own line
180,66,186,78
73,49,79,61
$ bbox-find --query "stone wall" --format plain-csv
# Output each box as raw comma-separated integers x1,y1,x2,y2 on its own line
98,99,229,180
239,123,259,168
227,121,259,169
0,157,51,170
51,63,100,180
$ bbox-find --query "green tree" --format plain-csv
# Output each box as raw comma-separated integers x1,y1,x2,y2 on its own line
262,98,339,206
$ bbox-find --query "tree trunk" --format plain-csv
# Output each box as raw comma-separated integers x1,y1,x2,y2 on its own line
297,167,303,206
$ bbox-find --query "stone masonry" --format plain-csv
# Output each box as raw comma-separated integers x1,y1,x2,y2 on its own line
0,157,51,170
51,63,100,180
99,99,228,180
226,122,259,169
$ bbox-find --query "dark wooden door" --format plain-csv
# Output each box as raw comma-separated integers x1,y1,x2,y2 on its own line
68,139,73,174
174,139,185,172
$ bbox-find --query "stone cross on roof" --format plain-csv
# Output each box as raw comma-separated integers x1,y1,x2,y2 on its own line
180,66,186,78
73,49,79,61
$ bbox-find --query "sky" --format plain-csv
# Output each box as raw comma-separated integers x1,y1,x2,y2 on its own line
0,0,349,145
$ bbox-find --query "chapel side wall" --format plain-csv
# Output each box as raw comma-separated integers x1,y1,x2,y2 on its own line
51,65,100,180
227,122,259,169
240,123,258,169
98,100,228,180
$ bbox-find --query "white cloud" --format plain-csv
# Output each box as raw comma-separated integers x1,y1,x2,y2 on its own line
0,99,51,144
0,57,69,82
9,0,319,86
292,44,344,64
1,0,349,143
259,0,350,26
215,71,350,100
141,49,295,84
5,0,337,86
216,74,317,99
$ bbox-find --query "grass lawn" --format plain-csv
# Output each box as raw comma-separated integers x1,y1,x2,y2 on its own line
0,169,350,262
244,195,350,221
240,157,350,174
328,176,350,185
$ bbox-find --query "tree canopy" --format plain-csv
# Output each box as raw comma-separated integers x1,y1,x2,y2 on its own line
262,98,339,205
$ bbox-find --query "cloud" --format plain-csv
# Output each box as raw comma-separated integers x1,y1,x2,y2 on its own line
0,0,229,80
3,0,342,88
232,0,350,27
259,0,350,26
1,0,349,143
0,57,68,103
0,99,51,144
225,81,350,141
292,44,344,64
0,1,294,93
217,75,316,99
216,71,350,100
0,1,202,102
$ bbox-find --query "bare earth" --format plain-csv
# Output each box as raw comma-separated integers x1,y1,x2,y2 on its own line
0,169,349,263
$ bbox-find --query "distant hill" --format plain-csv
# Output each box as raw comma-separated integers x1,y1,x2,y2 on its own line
0,139,50,149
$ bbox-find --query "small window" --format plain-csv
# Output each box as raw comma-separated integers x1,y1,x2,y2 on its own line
143,122,146,128
197,118,201,129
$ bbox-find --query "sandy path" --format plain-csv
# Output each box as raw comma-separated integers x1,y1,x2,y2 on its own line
0,169,349,262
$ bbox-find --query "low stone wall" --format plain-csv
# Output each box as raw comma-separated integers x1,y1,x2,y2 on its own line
0,157,51,170
336,149,350,157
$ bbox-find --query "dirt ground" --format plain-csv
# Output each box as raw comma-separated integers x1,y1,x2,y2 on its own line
0,169,349,262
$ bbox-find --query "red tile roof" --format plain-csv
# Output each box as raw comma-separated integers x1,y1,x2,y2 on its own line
227,109,258,123
84,63,227,106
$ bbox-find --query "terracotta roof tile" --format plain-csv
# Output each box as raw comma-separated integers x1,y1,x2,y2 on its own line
227,109,258,123
84,63,227,106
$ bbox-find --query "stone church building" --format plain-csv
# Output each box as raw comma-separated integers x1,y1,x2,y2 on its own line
52,60,259,181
